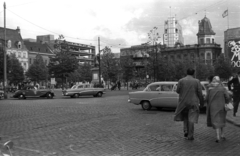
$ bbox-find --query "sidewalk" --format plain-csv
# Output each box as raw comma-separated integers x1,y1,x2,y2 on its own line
226,110,240,127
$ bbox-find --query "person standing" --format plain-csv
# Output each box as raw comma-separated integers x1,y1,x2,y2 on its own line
174,68,204,140
206,76,230,142
117,81,121,90
228,71,240,117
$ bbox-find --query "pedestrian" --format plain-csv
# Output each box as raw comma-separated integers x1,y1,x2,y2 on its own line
117,81,121,90
206,76,230,143
174,68,204,140
228,71,240,117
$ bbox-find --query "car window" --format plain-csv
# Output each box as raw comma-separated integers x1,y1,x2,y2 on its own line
85,85,90,88
78,85,83,89
173,84,177,92
148,85,160,91
161,85,173,92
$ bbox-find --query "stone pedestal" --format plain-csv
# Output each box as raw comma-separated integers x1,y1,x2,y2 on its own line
91,67,100,84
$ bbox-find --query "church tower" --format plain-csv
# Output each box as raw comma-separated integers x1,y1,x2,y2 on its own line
197,16,216,45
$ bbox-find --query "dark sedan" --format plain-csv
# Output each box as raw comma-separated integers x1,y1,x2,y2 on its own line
12,86,54,99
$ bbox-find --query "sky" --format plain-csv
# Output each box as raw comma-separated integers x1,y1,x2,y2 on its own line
0,0,239,53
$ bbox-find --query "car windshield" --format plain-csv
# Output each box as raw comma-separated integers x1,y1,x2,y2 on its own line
71,85,77,89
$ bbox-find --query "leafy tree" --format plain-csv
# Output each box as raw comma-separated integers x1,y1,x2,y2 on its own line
26,54,48,83
214,53,232,81
68,63,92,83
8,54,24,85
101,46,118,83
120,55,135,89
48,37,79,89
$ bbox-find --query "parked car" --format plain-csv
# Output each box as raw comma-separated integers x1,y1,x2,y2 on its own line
12,85,54,99
62,84,106,98
0,90,3,99
128,81,207,110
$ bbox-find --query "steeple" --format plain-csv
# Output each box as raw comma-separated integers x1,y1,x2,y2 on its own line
197,16,215,44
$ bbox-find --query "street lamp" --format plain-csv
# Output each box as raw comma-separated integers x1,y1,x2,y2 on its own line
148,27,161,82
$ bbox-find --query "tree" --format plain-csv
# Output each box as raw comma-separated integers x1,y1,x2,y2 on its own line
48,37,79,89
101,46,118,83
214,54,232,81
121,56,135,89
67,63,92,83
8,54,24,85
26,54,48,83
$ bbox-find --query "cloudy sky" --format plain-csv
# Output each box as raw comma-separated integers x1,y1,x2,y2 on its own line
0,0,239,53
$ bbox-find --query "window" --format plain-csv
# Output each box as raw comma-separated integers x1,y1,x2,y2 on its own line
212,39,214,43
206,38,210,44
17,42,21,49
18,52,21,58
165,29,167,33
77,85,83,89
165,21,168,25
38,48,40,52
148,85,160,91
200,39,204,44
23,52,26,58
161,85,173,92
175,29,178,33
175,21,178,24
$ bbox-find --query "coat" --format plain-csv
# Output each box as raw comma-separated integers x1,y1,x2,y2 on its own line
228,77,240,96
174,75,204,123
206,83,230,128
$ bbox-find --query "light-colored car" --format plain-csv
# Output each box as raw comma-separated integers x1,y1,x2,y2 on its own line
62,84,106,98
12,86,54,99
128,81,207,110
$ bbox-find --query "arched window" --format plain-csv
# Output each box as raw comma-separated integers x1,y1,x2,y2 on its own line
17,41,21,49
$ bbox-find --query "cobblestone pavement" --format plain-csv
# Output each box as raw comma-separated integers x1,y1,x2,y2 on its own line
0,95,240,156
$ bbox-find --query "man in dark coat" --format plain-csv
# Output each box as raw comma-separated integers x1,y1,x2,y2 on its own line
228,71,240,117
174,68,204,140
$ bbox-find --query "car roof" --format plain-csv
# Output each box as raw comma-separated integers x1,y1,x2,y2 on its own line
149,81,178,85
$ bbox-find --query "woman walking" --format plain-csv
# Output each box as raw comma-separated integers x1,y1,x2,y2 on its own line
206,76,230,143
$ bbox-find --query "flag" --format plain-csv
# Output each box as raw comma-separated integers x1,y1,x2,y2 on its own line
222,9,228,18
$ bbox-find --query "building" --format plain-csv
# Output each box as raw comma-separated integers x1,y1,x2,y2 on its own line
163,17,184,47
120,16,222,73
0,26,29,72
35,35,96,65
224,27,240,67
23,40,55,66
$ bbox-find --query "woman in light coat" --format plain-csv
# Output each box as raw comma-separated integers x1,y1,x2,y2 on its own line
206,76,230,143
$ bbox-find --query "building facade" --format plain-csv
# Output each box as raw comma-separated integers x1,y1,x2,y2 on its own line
0,26,29,72
163,17,184,47
35,35,96,65
23,41,55,66
120,16,222,71
224,27,240,67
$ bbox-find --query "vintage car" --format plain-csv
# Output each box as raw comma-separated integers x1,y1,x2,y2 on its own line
0,90,3,99
62,84,106,98
12,86,54,99
128,81,207,110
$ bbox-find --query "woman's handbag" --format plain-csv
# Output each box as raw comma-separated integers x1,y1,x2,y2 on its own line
225,102,234,111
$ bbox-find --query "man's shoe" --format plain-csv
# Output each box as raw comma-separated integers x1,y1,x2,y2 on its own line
184,133,188,138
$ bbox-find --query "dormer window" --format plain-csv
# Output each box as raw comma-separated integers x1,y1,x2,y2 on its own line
17,41,21,49
7,40,11,48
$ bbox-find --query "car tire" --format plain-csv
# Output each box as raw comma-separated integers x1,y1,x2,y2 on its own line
74,94,79,98
97,92,102,97
47,93,53,99
18,94,25,99
141,101,152,110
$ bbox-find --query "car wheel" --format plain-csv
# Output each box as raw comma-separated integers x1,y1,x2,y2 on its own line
97,92,102,97
74,94,79,98
18,94,25,99
47,93,53,99
141,101,152,110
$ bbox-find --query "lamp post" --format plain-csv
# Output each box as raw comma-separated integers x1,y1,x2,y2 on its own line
3,2,7,99
148,27,161,82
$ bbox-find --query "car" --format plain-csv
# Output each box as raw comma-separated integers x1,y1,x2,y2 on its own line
128,81,207,110
12,86,54,99
62,84,106,98
0,90,3,99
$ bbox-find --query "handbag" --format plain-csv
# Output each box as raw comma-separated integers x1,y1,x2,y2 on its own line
225,102,234,111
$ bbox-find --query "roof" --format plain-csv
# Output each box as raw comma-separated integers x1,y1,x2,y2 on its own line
197,16,216,36
0,27,27,50
24,41,54,54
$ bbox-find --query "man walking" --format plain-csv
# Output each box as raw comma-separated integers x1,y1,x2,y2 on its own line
228,71,240,117
174,68,204,140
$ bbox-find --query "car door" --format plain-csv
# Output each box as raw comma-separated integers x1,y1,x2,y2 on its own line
82,85,92,95
24,87,35,97
151,84,178,108
76,85,85,95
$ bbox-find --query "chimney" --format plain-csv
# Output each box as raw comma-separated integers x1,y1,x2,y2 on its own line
16,26,20,34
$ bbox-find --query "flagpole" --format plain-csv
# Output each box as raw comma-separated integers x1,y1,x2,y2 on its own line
227,0,229,29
